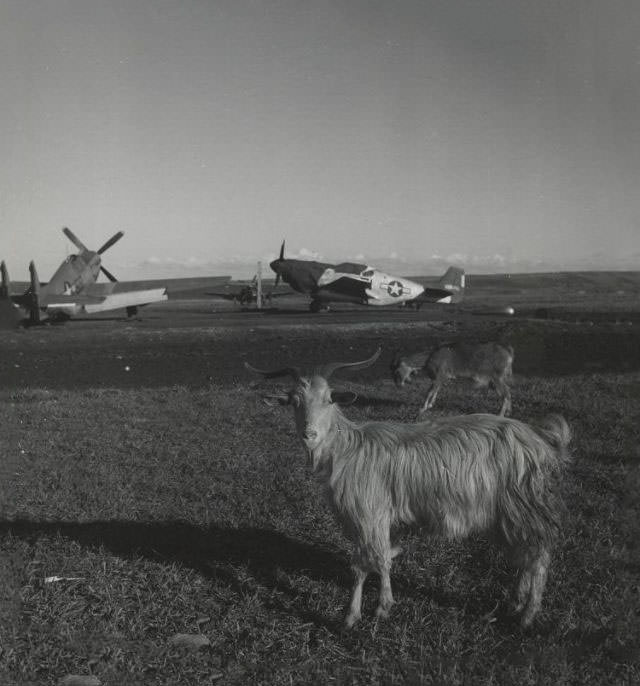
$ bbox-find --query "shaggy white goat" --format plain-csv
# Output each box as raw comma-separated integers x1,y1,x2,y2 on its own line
247,348,570,629
391,341,514,416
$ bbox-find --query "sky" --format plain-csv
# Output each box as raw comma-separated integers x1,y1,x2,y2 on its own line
1,0,639,279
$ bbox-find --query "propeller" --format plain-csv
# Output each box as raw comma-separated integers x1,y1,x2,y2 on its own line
28,261,42,323
0,261,9,299
100,265,118,282
97,232,124,282
63,227,124,282
272,239,285,289
97,231,124,255
63,227,89,253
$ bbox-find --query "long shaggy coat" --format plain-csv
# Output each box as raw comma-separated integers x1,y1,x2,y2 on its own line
305,397,570,628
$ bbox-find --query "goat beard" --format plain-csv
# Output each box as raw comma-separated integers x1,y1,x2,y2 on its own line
303,442,333,479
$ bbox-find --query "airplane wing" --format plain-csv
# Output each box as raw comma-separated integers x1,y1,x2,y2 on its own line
262,288,293,298
206,290,243,301
417,287,458,304
9,277,231,297
84,276,232,297
206,283,293,300
411,267,465,305
42,288,167,316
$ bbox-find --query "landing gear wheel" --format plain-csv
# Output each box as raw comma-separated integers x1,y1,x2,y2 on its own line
309,300,322,313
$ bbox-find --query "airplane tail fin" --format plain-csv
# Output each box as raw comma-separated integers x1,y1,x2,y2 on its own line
0,261,21,329
438,266,465,303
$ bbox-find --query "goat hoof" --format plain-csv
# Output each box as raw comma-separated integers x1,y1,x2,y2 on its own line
519,610,537,629
344,613,361,630
512,603,525,617
375,604,393,620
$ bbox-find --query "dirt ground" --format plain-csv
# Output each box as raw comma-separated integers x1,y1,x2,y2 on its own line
1,298,640,391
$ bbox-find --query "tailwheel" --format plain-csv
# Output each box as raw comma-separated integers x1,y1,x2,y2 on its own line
309,300,330,313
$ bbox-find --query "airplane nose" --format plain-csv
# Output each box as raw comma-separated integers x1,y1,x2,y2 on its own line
270,260,280,273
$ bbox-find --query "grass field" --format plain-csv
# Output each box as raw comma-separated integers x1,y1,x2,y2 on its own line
1,317,639,684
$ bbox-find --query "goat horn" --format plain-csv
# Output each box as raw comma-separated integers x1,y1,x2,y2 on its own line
244,361,301,380
317,347,382,379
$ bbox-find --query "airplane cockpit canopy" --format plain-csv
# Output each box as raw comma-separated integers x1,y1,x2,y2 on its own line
333,262,370,275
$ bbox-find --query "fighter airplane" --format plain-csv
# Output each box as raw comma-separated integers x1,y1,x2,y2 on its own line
269,241,465,312
207,273,292,308
1,228,230,324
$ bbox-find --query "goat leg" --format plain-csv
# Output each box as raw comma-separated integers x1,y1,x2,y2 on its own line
344,564,368,629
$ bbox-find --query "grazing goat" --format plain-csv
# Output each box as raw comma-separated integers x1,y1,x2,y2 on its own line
391,341,514,416
247,348,570,629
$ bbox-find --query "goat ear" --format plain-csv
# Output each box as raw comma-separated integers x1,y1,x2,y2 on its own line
330,390,358,406
260,393,290,406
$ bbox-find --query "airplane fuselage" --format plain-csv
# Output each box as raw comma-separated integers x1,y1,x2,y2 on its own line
271,258,425,307
45,250,101,298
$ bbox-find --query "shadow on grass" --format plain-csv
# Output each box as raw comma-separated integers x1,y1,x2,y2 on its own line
0,519,352,629
0,520,534,631
0,519,347,583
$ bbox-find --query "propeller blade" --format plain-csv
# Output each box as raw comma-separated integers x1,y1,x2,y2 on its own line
63,227,88,252
270,239,285,291
100,265,118,282
98,231,124,254
28,261,42,323
29,261,40,295
0,261,9,298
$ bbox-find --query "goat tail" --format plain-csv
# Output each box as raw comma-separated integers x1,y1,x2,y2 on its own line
534,413,572,466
